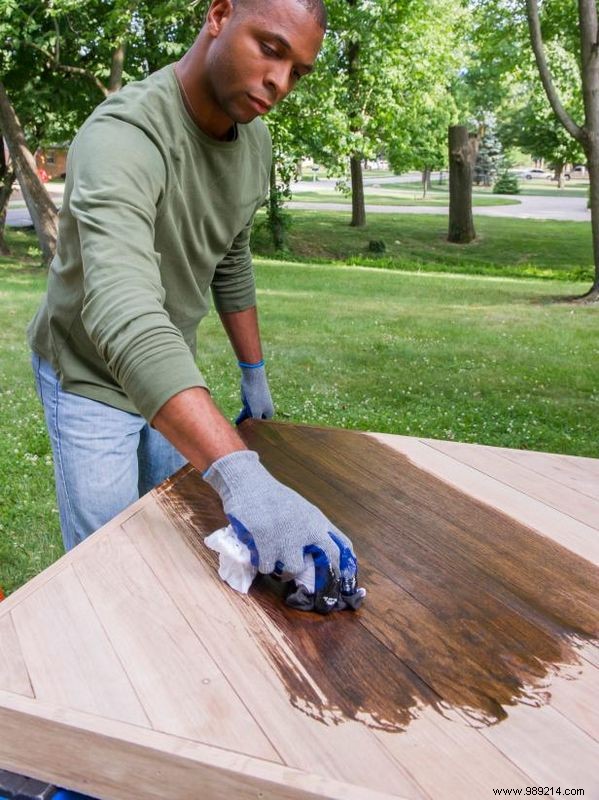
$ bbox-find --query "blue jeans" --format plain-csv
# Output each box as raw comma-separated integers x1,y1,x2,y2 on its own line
32,353,187,551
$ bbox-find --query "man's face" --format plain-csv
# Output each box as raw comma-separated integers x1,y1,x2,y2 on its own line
204,0,324,125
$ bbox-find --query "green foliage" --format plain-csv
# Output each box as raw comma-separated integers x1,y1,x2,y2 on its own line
493,171,520,194
0,0,205,146
474,125,503,186
499,42,583,169
275,0,469,221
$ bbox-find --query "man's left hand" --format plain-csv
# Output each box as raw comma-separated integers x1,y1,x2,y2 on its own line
236,360,274,424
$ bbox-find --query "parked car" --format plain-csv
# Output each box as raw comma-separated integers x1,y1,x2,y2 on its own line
523,168,551,180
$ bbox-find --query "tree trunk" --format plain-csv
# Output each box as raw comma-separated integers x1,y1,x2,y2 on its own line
345,21,365,229
554,163,564,189
0,82,57,265
448,125,476,244
526,0,597,299
421,167,432,199
109,43,126,93
267,160,286,251
579,0,599,299
0,135,15,255
350,154,366,227
584,151,599,299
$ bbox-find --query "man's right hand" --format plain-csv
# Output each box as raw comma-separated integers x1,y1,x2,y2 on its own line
202,450,358,614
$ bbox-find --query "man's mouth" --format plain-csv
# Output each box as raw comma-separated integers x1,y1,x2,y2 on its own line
247,94,272,114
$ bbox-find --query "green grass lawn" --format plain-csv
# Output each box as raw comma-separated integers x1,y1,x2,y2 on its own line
291,189,518,207
1,226,597,595
385,179,589,198
252,211,593,282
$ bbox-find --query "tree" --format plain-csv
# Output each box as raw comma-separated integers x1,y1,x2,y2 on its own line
0,82,57,263
0,0,205,259
312,0,467,227
525,0,598,300
474,123,503,186
502,99,584,188
0,134,16,255
448,125,476,243
388,93,459,199
499,44,584,188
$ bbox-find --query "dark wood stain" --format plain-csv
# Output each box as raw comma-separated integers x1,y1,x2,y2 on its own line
158,421,599,732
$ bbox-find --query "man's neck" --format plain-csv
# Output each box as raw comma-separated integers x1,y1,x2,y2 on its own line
174,58,234,141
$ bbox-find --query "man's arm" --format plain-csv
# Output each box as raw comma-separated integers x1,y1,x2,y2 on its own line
152,387,246,471
152,386,357,614
219,305,275,423
219,306,263,364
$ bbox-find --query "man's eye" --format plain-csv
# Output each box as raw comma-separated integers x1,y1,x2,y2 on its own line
261,42,277,57
292,69,302,81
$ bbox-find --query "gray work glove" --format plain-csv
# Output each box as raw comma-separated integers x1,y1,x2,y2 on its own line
235,360,275,425
203,450,358,613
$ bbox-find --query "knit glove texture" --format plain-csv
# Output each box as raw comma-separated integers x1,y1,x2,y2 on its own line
235,362,274,425
203,450,358,613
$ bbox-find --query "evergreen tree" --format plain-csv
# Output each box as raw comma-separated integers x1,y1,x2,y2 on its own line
474,125,503,187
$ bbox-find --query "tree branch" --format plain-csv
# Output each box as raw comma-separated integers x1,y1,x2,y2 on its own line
53,18,60,64
21,40,109,98
525,0,584,143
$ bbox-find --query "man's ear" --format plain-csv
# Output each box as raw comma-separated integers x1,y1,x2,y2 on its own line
206,0,235,38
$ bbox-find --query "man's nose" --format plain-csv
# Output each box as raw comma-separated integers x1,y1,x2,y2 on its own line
264,63,291,102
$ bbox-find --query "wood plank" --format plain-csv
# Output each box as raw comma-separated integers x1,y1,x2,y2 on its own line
547,645,599,742
2,423,598,799
0,486,158,620
424,439,599,530
0,613,33,697
494,447,599,501
0,691,402,800
73,520,282,761
481,703,599,793
371,434,599,566
580,642,599,669
10,565,149,725
235,423,599,725
125,502,428,799
374,708,535,799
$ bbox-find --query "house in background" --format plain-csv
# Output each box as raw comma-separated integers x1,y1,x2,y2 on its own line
35,145,68,181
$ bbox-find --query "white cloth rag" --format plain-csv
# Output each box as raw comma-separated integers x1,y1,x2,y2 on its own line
204,525,315,594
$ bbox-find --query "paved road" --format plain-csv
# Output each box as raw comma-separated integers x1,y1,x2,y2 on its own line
287,193,590,222
6,180,589,225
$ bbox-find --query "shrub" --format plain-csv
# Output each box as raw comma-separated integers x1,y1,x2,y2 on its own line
368,239,386,254
493,171,520,195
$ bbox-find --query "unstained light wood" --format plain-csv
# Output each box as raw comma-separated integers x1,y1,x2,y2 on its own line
0,614,33,698
0,421,598,800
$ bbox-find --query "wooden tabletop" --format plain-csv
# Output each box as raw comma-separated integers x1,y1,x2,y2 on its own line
0,421,598,800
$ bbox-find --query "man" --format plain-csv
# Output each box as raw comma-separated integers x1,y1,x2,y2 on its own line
28,0,359,613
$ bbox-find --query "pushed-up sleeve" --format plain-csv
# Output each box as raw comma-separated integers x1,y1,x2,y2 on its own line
70,116,207,421
210,217,257,314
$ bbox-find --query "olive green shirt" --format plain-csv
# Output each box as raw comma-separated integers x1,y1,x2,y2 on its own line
28,64,272,421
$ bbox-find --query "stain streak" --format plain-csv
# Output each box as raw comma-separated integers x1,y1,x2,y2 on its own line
158,422,599,732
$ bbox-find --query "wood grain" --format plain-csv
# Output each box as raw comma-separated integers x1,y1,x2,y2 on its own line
124,503,426,798
421,439,599,529
73,523,281,759
0,613,33,698
159,421,599,731
1,421,598,799
10,565,149,724
0,691,401,800
371,434,599,564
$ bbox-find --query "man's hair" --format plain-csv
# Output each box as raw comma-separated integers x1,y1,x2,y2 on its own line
232,0,327,31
